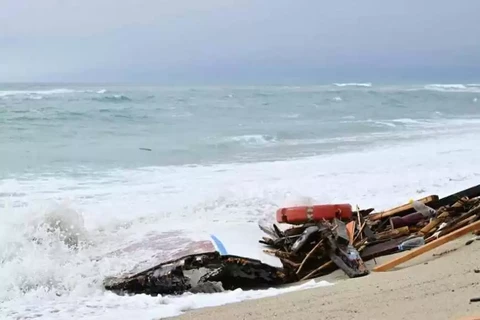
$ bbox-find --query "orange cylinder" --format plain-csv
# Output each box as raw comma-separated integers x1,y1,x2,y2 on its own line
276,204,353,224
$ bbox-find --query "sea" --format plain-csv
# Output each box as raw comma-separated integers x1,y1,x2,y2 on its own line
1,82,480,319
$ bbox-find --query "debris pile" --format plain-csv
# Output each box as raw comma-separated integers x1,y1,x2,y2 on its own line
259,216,370,281
103,184,480,296
260,184,480,279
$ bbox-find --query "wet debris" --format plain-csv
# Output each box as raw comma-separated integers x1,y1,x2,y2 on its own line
260,217,369,281
104,252,287,296
104,183,480,296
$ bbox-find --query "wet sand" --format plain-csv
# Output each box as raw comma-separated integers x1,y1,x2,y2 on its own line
168,234,480,320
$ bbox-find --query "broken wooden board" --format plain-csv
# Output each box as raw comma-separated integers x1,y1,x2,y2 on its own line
368,195,439,221
419,211,450,236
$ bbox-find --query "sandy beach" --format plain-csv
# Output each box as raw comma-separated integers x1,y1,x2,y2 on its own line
169,234,480,320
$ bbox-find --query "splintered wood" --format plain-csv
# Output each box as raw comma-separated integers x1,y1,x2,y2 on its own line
259,184,480,281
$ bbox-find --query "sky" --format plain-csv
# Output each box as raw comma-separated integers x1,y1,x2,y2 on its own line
1,0,480,84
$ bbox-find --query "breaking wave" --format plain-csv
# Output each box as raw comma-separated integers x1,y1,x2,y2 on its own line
0,89,79,98
422,84,480,93
92,95,132,102
223,135,277,146
333,83,372,87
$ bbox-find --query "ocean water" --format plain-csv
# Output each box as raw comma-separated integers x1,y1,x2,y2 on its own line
1,82,480,319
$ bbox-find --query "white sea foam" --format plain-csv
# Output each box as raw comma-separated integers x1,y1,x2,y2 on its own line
0,89,81,97
371,120,396,128
423,84,480,93
1,279,331,320
333,83,372,87
224,134,276,146
391,118,422,124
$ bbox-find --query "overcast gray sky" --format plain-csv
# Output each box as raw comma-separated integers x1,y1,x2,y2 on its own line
1,0,479,83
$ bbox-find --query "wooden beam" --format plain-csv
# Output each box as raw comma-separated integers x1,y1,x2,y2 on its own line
419,211,450,235
368,195,438,221
373,219,480,272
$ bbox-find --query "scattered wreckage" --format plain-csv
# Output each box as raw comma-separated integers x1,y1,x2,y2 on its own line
104,183,480,296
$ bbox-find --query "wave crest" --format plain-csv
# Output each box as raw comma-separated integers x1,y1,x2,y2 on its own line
224,134,276,146
423,84,480,93
92,95,132,102
0,89,80,98
333,83,372,87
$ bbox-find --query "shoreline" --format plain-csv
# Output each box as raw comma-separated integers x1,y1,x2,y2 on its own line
167,234,480,320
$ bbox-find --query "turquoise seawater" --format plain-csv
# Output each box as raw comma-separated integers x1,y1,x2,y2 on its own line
1,83,480,178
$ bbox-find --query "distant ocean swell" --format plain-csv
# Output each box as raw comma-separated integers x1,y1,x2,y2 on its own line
1,83,480,102
1,83,480,176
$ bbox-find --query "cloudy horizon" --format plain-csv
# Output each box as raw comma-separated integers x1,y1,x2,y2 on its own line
1,0,480,84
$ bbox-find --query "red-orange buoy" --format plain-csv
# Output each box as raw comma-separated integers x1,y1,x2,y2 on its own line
276,204,353,224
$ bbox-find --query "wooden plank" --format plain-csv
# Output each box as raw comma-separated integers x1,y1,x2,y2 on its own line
435,215,478,239
373,219,480,272
429,184,480,209
419,211,450,235
368,195,439,221
346,221,355,245
424,204,480,244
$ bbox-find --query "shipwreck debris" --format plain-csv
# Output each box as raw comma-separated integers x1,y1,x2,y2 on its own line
103,183,480,297
104,252,287,296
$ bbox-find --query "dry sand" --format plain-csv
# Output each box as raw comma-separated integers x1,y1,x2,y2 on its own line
168,234,480,320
